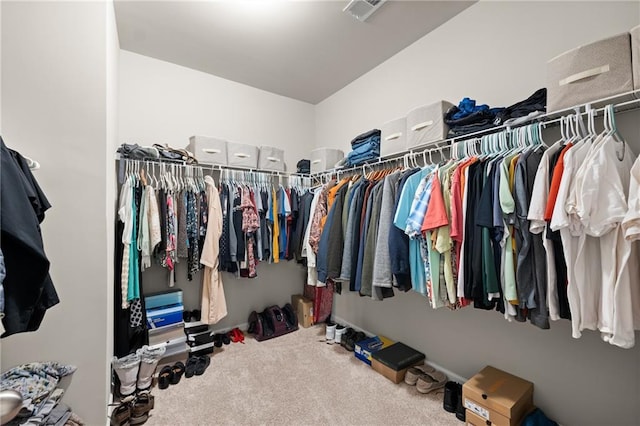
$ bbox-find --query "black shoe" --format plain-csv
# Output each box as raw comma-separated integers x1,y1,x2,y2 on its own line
184,356,199,378
345,331,365,352
213,334,224,348
157,366,172,390
455,383,465,421
341,328,355,348
195,356,211,376
444,381,461,413
221,333,231,345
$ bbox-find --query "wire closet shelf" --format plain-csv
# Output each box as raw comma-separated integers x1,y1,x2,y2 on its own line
313,89,640,180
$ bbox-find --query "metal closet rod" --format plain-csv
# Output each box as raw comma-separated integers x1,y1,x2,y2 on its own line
316,93,640,178
116,156,305,178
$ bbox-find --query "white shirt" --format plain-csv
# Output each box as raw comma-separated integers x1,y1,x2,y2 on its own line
303,188,321,286
528,140,563,320
576,135,635,345
117,177,133,309
550,141,589,339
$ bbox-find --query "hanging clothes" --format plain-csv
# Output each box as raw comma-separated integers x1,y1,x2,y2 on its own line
0,138,59,337
200,175,227,325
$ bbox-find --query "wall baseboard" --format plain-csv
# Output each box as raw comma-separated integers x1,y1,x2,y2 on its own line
333,316,468,385
212,322,249,334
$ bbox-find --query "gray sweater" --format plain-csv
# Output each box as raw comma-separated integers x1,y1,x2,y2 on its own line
372,171,403,290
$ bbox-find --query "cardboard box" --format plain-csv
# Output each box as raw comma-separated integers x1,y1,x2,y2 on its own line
354,336,394,366
370,342,426,384
463,366,534,426
465,409,488,426
371,357,423,384
291,294,304,313
297,298,314,328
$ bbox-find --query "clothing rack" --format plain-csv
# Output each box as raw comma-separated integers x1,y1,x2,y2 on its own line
116,156,313,189
313,90,640,178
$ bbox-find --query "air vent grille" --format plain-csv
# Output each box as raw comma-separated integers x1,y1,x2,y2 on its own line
343,0,387,22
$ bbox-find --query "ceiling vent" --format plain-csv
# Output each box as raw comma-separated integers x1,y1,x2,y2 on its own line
343,0,387,22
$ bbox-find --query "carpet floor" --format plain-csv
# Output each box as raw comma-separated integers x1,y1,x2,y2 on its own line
147,325,460,425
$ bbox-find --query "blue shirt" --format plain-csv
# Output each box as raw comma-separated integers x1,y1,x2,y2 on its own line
393,168,431,295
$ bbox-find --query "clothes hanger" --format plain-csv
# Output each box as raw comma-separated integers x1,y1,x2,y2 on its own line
607,104,625,161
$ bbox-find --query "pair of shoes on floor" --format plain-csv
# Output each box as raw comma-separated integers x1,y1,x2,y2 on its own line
228,328,245,343
185,355,211,378
157,362,185,390
110,390,155,426
213,333,231,347
341,328,366,352
325,323,348,344
183,309,201,323
443,381,465,421
405,363,448,394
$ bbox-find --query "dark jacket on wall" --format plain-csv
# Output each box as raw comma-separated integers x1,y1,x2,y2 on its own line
1,136,59,337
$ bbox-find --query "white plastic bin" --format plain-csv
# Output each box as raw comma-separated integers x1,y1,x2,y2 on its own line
227,142,259,168
310,148,344,174
380,117,407,157
547,33,633,111
406,101,453,148
187,136,228,165
258,146,286,171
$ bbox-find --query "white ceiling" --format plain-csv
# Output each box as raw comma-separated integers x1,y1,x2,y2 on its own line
114,1,475,104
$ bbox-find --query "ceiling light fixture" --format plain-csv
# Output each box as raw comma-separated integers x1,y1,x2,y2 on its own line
343,0,387,22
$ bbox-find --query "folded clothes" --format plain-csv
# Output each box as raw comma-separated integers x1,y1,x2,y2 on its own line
445,97,505,138
447,120,498,137
116,144,159,160
450,97,491,120
494,88,546,126
350,129,381,148
1,363,76,409
345,140,380,167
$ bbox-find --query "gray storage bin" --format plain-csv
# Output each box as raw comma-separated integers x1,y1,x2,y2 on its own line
406,101,453,149
227,141,259,169
258,145,285,171
187,136,228,165
380,117,407,157
547,33,633,112
631,25,640,90
310,148,344,174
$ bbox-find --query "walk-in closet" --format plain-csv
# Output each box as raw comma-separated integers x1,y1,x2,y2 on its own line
2,1,640,426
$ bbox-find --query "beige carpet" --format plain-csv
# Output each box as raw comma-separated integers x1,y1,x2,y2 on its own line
146,326,460,425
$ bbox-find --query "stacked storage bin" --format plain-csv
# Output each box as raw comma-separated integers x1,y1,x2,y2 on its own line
145,290,188,369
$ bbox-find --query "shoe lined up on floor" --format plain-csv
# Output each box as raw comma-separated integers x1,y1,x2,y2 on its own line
184,355,212,378
109,389,155,426
404,362,448,394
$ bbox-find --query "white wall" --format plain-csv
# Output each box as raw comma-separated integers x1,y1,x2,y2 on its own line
1,2,118,424
316,2,640,425
106,0,120,408
118,51,314,330
316,1,640,150
119,50,315,173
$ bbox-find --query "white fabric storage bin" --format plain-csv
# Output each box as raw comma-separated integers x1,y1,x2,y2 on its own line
258,146,285,171
187,136,228,165
547,33,633,112
406,101,453,148
380,117,407,157
227,141,259,168
310,148,344,174
631,26,640,90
